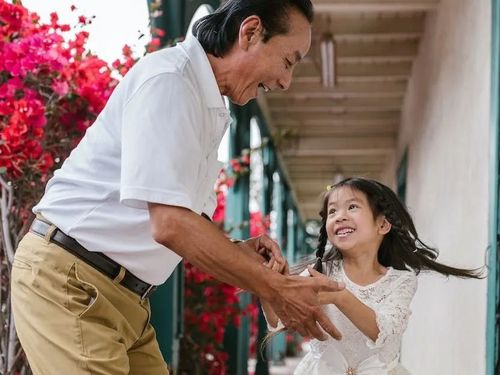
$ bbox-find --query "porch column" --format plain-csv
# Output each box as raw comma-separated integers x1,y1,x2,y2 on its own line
254,140,276,375
269,174,287,364
223,104,252,375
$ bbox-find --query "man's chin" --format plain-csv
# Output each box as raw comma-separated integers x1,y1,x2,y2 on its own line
227,94,254,106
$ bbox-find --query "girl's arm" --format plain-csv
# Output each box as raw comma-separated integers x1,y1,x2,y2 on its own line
312,267,417,346
319,288,379,341
261,299,280,329
260,256,289,330
307,266,378,340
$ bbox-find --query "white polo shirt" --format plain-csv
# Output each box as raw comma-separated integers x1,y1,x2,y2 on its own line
33,35,230,285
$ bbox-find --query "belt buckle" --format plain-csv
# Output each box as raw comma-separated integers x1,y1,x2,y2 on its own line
141,284,156,300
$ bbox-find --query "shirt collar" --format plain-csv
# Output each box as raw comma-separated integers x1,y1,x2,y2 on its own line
180,34,227,110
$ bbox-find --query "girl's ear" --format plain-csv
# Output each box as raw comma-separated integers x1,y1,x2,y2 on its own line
238,15,262,50
378,217,392,235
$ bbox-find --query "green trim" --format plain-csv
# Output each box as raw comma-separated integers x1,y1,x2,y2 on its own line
487,0,500,373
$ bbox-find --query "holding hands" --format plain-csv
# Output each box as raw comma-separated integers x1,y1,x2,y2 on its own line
240,234,344,340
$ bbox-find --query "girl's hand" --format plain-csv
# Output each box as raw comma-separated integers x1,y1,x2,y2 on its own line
308,266,344,305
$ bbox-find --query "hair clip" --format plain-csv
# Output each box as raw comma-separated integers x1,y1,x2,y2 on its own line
326,184,333,191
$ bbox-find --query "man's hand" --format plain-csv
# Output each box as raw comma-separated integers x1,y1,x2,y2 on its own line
266,265,345,341
238,234,286,267
264,255,289,275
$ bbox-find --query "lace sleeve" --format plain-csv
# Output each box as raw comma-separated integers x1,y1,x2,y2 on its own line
367,271,418,349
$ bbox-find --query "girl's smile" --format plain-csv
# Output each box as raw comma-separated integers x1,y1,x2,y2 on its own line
334,226,356,239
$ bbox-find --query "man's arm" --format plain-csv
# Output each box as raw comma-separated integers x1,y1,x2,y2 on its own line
148,203,344,340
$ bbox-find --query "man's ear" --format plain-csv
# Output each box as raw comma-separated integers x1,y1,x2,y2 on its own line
378,217,392,235
238,15,262,50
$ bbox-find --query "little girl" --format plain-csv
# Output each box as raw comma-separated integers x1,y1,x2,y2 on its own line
261,177,482,375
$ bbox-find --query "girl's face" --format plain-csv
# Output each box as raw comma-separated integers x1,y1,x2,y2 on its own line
325,186,390,254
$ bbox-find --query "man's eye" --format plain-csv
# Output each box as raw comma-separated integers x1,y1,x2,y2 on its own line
284,59,292,69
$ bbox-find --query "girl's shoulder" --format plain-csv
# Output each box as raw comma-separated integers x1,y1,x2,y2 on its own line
390,267,417,280
385,268,418,292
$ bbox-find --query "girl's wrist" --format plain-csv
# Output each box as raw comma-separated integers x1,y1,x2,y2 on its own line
318,289,346,306
331,289,349,306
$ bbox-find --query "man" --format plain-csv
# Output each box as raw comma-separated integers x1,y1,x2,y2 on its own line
11,0,344,373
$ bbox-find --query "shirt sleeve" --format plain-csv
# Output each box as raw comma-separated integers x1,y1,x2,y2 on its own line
120,73,203,210
367,271,418,349
262,309,286,332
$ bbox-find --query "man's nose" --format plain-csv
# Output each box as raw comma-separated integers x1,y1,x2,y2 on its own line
278,71,293,91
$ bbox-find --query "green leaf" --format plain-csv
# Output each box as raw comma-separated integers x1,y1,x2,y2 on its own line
0,167,6,174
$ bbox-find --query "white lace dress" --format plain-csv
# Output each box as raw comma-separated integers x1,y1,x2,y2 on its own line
269,260,417,375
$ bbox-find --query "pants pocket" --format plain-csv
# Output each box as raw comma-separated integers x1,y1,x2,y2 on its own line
11,254,36,292
66,263,101,318
12,256,33,270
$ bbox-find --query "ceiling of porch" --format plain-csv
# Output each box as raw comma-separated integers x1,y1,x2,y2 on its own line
258,0,439,220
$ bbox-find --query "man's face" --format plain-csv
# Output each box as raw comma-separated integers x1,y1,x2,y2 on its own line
227,8,312,105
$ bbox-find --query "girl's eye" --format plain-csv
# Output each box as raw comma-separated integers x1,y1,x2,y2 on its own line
328,209,336,215
348,204,358,210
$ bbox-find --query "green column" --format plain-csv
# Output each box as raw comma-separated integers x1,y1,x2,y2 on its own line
223,104,251,375
147,0,220,45
286,192,296,265
254,142,276,375
149,267,183,368
296,224,306,261
270,175,287,365
487,0,500,373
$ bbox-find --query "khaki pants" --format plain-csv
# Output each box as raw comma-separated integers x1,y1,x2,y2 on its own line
11,232,169,375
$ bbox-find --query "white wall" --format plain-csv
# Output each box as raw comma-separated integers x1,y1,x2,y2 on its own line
392,0,491,373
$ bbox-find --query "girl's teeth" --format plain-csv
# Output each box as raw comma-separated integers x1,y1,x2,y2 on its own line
337,229,354,236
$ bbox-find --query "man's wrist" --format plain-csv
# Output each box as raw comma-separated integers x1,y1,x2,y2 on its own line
257,269,283,300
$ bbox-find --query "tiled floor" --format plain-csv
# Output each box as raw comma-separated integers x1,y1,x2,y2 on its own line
269,356,303,375
248,355,302,375
248,342,308,375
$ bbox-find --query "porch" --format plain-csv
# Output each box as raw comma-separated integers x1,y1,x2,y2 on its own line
150,1,495,374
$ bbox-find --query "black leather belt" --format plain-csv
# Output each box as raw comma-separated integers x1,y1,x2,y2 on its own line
30,219,157,299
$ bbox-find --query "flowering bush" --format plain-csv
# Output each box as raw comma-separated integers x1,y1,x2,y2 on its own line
0,2,148,372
